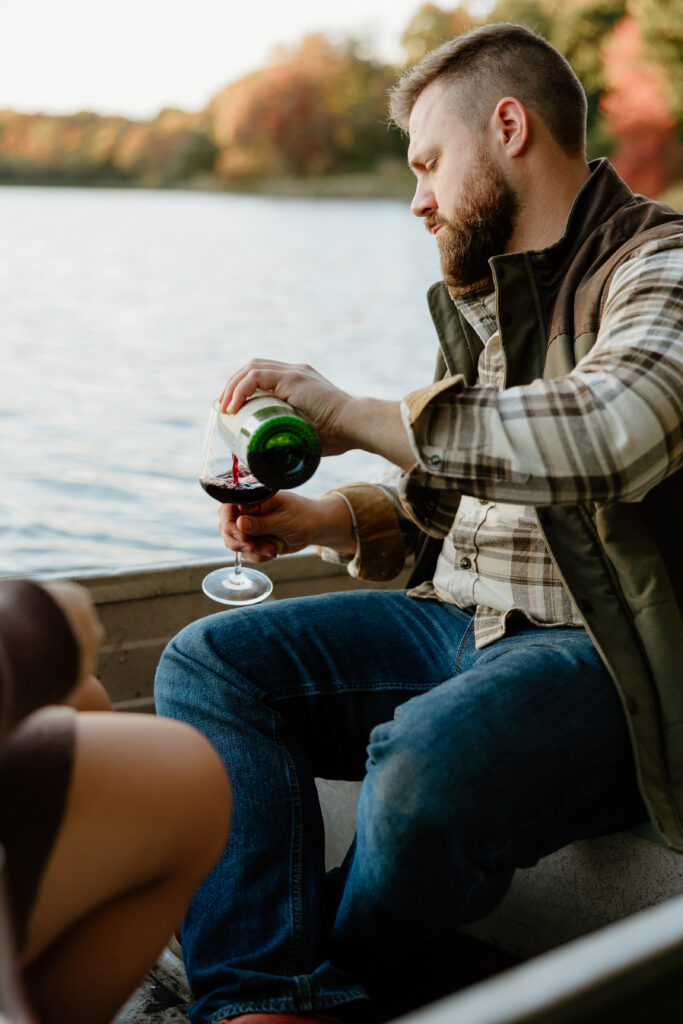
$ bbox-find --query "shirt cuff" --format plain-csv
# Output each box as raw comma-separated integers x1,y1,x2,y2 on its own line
403,375,467,429
397,376,468,537
322,482,406,581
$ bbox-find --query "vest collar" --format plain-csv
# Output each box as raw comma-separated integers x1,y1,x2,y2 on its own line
488,159,633,286
442,159,633,300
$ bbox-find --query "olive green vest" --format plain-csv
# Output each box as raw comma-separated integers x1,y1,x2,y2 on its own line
411,159,683,850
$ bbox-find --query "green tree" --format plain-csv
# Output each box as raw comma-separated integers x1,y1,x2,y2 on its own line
483,0,552,37
401,3,473,66
487,0,626,157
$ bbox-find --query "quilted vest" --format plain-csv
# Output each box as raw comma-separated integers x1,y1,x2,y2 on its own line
412,159,683,849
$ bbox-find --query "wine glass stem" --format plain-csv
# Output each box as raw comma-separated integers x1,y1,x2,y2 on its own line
230,549,244,585
229,548,250,589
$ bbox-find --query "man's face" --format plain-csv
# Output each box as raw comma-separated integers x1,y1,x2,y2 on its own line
407,80,518,289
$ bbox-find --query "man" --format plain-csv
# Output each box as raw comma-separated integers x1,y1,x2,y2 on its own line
155,23,683,1024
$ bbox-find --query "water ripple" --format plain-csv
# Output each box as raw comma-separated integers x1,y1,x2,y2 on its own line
0,185,440,577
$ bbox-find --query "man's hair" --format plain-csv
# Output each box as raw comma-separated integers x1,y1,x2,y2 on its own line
388,23,587,157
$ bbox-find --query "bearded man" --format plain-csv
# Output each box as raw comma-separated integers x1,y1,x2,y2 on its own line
155,23,683,1024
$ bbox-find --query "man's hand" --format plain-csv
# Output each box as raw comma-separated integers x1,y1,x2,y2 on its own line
219,358,415,470
220,359,353,457
218,491,356,563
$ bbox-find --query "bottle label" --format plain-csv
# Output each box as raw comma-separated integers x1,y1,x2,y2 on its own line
216,395,297,461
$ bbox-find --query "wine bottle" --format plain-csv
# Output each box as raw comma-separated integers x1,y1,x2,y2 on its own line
216,392,321,490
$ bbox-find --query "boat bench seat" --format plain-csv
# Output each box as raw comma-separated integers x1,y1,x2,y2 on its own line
315,779,683,960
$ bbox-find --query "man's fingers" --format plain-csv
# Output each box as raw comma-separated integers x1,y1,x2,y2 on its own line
220,359,319,415
218,507,279,555
220,360,284,413
228,368,293,413
263,536,286,555
235,511,272,535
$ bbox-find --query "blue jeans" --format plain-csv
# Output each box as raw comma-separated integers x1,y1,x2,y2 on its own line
154,589,647,1023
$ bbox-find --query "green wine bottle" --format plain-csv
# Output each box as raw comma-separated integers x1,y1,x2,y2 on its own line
217,393,321,490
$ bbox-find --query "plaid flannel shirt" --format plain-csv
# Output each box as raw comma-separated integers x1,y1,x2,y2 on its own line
325,235,683,647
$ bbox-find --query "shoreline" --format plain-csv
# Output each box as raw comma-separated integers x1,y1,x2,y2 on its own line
2,172,681,209
0,164,417,202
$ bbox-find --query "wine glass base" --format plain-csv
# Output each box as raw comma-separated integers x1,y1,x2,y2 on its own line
201,566,273,606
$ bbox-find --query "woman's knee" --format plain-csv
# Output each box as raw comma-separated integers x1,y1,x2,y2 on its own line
22,713,231,960
77,713,231,870
161,720,233,872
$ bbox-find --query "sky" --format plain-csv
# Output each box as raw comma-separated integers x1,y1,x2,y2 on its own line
0,0,489,120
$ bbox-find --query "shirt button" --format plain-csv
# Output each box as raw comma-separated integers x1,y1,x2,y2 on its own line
459,556,472,570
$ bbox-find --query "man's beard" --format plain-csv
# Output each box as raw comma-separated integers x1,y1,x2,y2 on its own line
428,149,518,289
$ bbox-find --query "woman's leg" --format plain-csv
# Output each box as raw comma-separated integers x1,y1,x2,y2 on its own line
21,712,231,1024
62,674,112,712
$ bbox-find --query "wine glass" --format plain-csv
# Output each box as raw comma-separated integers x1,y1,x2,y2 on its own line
199,401,276,605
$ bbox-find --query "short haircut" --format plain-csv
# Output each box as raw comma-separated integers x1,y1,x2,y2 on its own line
388,23,587,156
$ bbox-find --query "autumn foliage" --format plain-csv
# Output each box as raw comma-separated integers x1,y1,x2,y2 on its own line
0,107,216,186
600,16,681,197
209,34,403,179
0,2,680,198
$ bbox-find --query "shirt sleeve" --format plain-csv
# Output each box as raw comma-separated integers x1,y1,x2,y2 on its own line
0,579,80,745
400,240,683,531
317,470,424,580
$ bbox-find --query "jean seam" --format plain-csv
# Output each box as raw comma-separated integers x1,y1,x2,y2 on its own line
453,617,475,674
296,973,313,1013
206,986,369,1021
268,680,438,703
276,715,305,978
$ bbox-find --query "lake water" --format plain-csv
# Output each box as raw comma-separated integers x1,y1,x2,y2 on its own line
0,185,442,577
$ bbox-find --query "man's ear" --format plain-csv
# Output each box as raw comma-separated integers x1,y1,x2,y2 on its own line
492,97,529,158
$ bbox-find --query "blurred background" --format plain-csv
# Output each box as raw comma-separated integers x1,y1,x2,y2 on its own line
1,1,681,577
2,0,681,202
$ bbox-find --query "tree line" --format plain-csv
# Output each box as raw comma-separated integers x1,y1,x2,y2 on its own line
0,1,680,199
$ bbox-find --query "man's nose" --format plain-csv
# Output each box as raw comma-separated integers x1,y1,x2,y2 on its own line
411,181,436,218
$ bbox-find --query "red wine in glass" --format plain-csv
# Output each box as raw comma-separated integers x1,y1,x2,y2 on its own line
200,454,276,505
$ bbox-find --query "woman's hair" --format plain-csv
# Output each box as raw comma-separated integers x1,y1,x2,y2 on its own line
388,23,587,157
